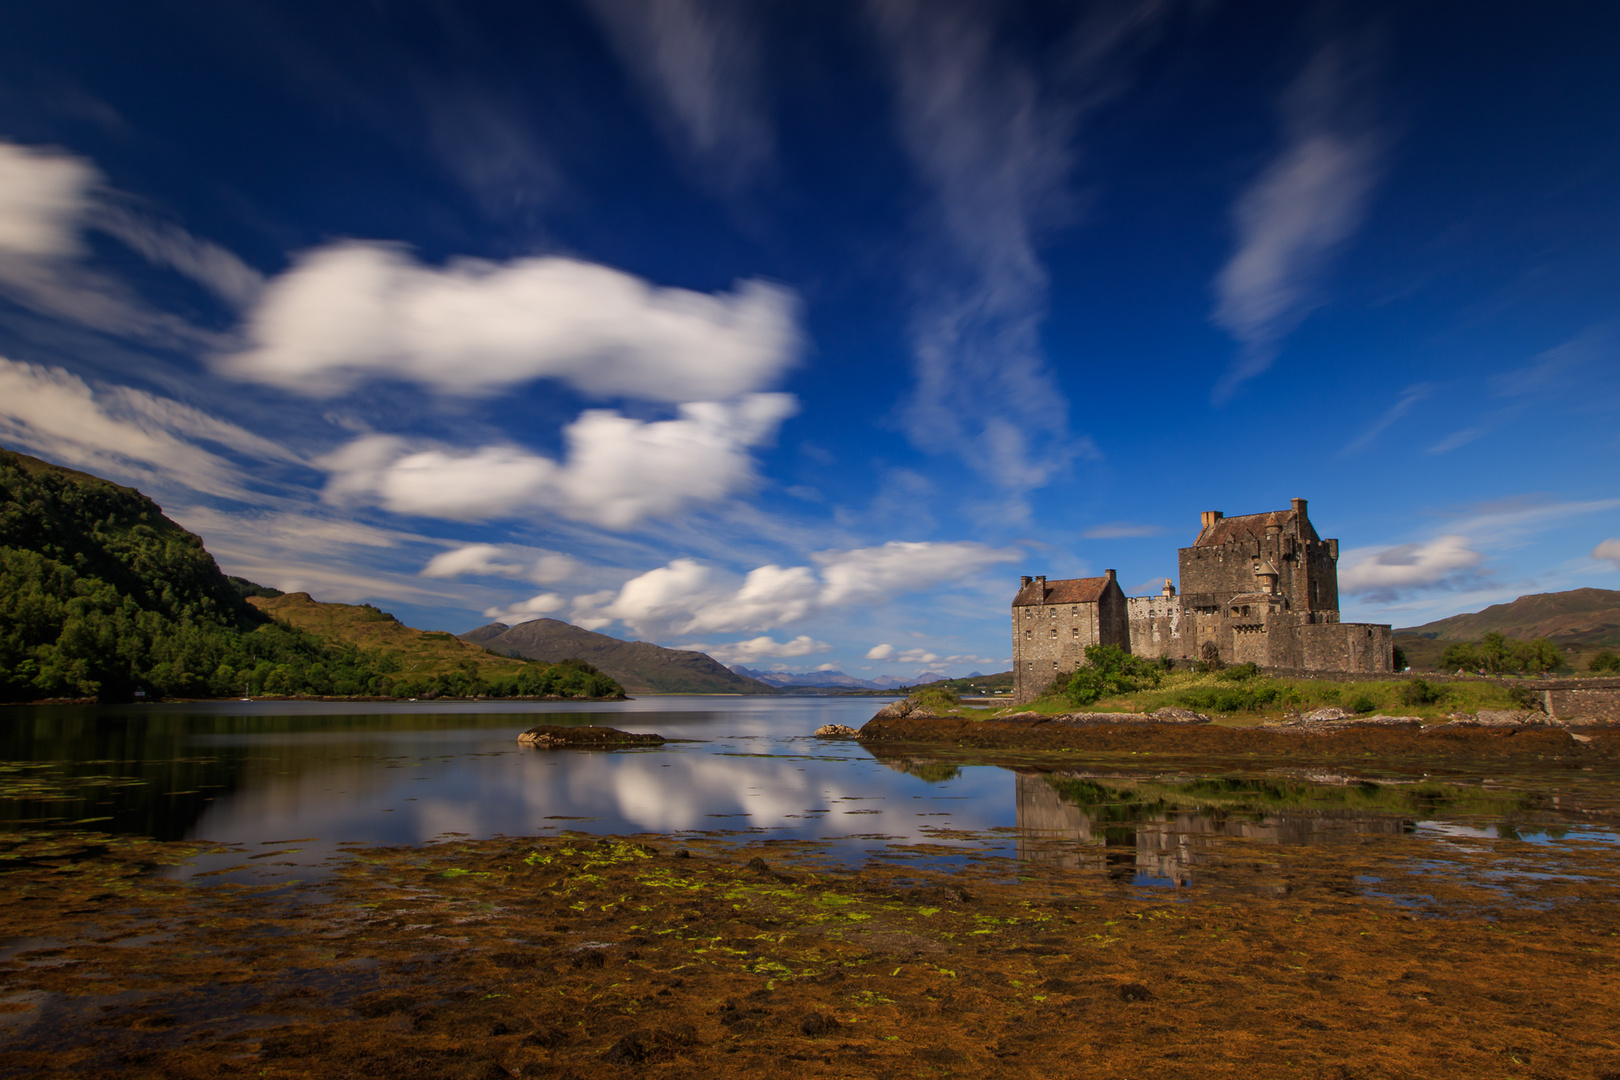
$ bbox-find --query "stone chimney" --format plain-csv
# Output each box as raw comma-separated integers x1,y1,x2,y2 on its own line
1291,497,1307,517
1104,569,1116,584
1200,510,1223,529
1162,578,1176,598
1020,575,1032,588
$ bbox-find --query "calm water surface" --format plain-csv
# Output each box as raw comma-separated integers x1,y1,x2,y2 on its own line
1,697,1612,886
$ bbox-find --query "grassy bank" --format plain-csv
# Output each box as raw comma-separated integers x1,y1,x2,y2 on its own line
964,670,1537,723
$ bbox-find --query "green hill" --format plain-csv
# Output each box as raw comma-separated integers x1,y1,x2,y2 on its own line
1394,587,1620,671
463,619,773,695
0,448,619,701
248,592,526,679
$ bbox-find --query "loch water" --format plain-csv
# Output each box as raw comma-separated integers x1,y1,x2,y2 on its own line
1,696,1613,887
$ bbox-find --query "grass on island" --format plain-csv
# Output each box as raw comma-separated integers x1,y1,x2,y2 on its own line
899,669,1539,725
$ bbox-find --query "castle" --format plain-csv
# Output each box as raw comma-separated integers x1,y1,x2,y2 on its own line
1012,498,1393,699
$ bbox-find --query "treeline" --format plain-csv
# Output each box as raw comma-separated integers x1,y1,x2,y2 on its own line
1437,632,1564,675
0,451,621,702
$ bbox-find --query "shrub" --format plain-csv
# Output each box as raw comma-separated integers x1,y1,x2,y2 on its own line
911,686,960,713
1392,645,1408,671
1589,650,1620,674
1217,662,1261,682
1345,693,1378,715
1194,640,1224,673
1399,678,1446,707
1065,645,1163,707
1174,682,1285,714
1507,685,1544,712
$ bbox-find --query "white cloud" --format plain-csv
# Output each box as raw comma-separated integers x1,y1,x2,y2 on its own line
870,1,1165,499
1593,539,1620,570
219,242,799,402
584,0,772,187
1212,45,1383,403
420,543,582,585
1338,535,1484,599
688,635,830,665
1082,522,1164,539
568,540,1019,639
865,643,896,660
0,356,279,499
0,141,92,258
482,592,567,625
318,392,796,528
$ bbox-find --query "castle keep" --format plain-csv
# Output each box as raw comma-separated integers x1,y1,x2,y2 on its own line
1012,499,1393,699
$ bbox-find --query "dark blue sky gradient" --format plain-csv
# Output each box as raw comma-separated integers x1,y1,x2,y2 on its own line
0,1,1616,676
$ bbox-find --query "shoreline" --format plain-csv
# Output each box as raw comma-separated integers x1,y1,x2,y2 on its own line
2,825,1617,1077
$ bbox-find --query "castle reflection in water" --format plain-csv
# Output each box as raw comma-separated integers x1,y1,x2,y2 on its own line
1013,772,1412,887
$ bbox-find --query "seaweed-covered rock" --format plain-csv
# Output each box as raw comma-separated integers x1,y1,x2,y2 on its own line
516,725,664,747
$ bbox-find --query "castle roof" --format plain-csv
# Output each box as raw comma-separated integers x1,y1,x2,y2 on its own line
1193,508,1319,548
1012,576,1111,607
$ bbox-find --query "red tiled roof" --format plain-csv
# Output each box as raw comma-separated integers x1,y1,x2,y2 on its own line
1194,509,1318,548
1012,576,1110,607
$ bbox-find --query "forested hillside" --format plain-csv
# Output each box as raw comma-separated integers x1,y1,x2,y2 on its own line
0,449,621,702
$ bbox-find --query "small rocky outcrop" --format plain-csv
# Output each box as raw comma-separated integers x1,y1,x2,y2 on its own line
813,723,860,737
516,725,664,747
1266,714,1422,730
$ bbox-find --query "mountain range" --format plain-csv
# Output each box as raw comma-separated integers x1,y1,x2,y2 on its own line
463,619,772,695
729,666,953,690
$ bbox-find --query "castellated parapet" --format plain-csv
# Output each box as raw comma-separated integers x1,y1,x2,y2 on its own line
1012,499,1393,700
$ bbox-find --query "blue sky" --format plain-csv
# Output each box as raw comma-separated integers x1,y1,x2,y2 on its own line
0,1,1617,679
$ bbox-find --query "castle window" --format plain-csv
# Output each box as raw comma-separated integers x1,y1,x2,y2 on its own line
1072,627,1079,638
1050,628,1057,639
1025,630,1031,640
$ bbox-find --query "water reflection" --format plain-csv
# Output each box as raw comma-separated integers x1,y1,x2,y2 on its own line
1010,772,1549,886
0,699,1606,885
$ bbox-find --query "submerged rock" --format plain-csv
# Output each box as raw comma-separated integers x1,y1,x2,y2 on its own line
516,725,664,748
813,723,860,737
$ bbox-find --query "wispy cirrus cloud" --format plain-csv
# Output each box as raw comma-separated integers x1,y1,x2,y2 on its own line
869,0,1170,504
0,356,291,500
1339,383,1431,457
582,0,773,188
1594,539,1620,571
1212,43,1385,403
1082,521,1164,539
0,141,255,348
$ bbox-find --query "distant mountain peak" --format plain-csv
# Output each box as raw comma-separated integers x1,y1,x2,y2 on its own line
462,621,771,695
